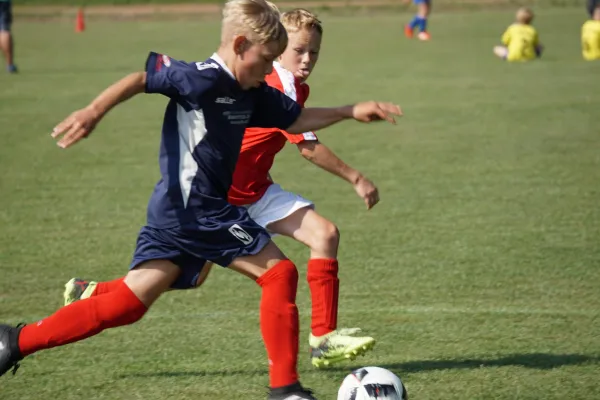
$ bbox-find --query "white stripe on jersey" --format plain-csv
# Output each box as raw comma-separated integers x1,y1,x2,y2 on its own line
272,61,317,141
177,105,208,207
273,61,298,102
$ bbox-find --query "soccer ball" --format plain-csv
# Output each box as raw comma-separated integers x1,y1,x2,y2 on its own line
337,366,408,400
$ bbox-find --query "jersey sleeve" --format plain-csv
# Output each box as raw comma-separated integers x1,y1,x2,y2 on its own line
501,27,511,45
144,52,215,111
282,130,318,144
281,82,317,143
249,84,302,130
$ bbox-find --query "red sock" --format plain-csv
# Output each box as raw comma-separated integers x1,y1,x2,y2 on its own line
256,259,299,389
93,277,126,296
307,258,339,337
19,282,147,356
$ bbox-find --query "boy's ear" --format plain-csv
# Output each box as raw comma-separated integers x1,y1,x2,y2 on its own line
233,35,251,55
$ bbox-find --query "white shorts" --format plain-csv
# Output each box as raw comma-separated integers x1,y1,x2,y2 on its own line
245,183,314,236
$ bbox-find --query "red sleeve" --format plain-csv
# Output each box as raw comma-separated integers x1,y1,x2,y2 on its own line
282,82,318,144
295,82,310,107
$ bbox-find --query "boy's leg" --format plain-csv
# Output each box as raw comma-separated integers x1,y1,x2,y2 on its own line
0,1,16,72
416,0,431,40
63,261,214,305
229,242,316,399
406,0,431,38
0,259,179,377
494,46,509,59
229,242,299,388
269,207,339,336
268,207,375,368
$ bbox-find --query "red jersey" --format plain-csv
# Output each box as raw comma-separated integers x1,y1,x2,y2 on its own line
228,62,318,206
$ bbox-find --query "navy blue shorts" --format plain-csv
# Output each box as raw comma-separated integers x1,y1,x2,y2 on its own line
0,1,12,32
130,204,271,289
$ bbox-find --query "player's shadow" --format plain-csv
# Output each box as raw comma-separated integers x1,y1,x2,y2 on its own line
117,353,598,380
118,369,267,379
332,353,599,374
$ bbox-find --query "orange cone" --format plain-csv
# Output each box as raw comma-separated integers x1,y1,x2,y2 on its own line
75,8,85,33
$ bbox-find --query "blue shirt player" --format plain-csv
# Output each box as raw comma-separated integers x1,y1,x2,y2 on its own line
405,0,432,41
0,1,402,399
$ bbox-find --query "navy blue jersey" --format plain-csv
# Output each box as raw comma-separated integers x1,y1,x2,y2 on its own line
143,52,302,228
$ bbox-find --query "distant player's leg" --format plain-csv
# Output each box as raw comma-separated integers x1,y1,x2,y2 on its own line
416,0,431,41
0,1,16,73
0,259,178,377
493,45,509,59
405,0,420,38
229,241,315,400
268,207,376,368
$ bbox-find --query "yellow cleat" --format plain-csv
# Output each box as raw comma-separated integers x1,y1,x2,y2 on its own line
309,328,376,369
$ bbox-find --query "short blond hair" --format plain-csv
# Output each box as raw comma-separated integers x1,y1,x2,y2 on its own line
281,8,323,36
222,0,288,52
516,7,534,24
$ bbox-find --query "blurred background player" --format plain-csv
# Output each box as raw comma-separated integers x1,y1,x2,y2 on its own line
404,0,431,41
493,7,543,62
0,0,16,73
63,7,379,370
588,0,600,17
582,6,600,60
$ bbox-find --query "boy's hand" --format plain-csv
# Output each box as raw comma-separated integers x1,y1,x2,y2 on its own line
354,175,380,210
352,102,402,124
52,105,102,148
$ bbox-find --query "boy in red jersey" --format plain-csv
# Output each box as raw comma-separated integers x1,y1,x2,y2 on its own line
230,8,379,368
64,8,379,369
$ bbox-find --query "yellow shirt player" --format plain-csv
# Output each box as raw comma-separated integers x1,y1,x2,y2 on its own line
582,7,600,60
494,8,543,62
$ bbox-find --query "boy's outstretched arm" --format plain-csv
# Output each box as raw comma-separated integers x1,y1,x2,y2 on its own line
287,101,402,134
52,72,147,148
296,141,380,209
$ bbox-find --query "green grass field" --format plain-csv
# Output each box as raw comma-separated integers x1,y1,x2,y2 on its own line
1,7,599,400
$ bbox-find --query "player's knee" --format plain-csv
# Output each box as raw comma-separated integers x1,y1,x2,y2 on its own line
97,285,149,330
310,220,340,252
277,259,299,287
260,259,299,297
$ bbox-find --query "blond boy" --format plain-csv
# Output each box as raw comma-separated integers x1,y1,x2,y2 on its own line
494,8,543,62
65,7,378,371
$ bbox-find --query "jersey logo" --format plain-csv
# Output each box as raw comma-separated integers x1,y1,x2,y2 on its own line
215,97,236,104
161,54,171,67
195,62,219,71
222,110,251,125
302,131,317,141
228,224,253,245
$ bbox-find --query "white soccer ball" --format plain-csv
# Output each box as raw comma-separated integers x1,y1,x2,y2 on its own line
337,366,407,400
